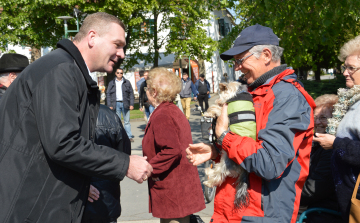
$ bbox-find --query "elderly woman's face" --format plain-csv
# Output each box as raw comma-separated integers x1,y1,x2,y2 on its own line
314,106,332,133
343,54,360,88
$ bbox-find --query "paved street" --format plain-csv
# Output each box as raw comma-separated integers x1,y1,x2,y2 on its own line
117,95,218,222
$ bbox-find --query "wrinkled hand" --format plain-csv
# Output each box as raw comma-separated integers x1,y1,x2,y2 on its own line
215,103,228,138
186,143,217,166
313,133,336,150
126,155,153,184
88,185,100,203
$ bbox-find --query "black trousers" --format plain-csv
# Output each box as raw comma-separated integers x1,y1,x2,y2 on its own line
197,94,209,112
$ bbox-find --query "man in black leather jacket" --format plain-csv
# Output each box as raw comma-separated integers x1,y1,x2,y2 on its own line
82,105,131,223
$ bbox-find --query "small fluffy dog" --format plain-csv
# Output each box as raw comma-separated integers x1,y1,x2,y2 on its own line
203,81,256,210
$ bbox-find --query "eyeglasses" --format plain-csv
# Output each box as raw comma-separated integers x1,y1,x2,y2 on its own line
144,87,148,91
116,72,123,74
314,115,328,122
341,65,360,74
232,53,254,65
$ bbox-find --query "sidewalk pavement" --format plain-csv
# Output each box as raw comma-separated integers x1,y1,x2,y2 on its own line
117,93,219,222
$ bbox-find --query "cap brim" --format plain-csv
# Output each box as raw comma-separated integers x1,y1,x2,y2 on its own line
220,45,253,61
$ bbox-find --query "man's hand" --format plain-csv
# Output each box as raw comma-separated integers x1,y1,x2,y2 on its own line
88,185,100,203
194,97,197,101
139,107,143,112
215,103,228,138
207,91,210,94
186,143,218,166
313,133,336,150
129,105,134,110
109,107,114,110
126,155,153,184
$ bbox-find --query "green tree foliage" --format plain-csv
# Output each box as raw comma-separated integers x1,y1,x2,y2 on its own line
0,0,78,50
122,0,222,71
223,0,360,80
0,0,222,69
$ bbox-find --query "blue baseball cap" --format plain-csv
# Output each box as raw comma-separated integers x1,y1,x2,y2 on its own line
220,24,279,61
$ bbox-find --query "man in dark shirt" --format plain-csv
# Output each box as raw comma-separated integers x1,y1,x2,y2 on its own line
194,74,210,112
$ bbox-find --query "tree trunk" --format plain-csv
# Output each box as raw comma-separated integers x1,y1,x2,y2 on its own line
297,67,308,80
314,65,321,81
153,8,159,67
30,46,41,63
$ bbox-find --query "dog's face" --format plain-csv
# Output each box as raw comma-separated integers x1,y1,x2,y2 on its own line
218,82,247,104
203,81,248,118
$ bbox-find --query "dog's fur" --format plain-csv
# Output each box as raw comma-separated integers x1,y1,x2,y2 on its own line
203,82,250,210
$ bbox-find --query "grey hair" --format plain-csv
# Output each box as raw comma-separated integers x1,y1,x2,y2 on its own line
249,45,284,63
0,72,10,81
338,35,360,62
0,72,20,81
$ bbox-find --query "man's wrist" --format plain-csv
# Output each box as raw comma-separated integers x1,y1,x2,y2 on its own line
217,131,229,146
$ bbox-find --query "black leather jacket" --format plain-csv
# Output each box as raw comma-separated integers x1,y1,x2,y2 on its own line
82,105,131,223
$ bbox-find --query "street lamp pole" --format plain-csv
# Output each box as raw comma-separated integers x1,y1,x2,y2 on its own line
57,9,80,39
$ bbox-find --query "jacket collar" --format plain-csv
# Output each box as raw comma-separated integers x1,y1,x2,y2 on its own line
56,39,98,90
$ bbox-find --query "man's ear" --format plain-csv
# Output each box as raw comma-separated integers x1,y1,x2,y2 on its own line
262,48,272,64
9,72,17,82
87,30,97,48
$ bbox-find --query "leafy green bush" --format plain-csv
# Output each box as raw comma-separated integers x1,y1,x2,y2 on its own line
302,74,345,99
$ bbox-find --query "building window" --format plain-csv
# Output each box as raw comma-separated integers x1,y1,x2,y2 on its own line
132,19,154,46
218,19,229,37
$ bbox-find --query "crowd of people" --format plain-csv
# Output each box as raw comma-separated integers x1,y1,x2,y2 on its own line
1,11,360,223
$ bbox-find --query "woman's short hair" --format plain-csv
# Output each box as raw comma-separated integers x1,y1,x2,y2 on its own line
314,94,338,113
338,35,360,62
147,67,182,103
74,12,125,42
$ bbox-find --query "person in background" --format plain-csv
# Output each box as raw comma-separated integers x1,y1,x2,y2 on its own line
179,72,197,120
106,68,135,142
0,12,152,223
300,94,342,223
139,70,154,120
194,74,210,112
142,67,205,222
82,105,131,223
136,70,146,94
313,35,360,222
0,53,29,100
137,70,148,129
